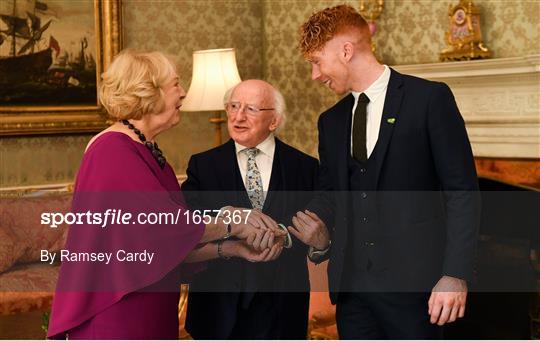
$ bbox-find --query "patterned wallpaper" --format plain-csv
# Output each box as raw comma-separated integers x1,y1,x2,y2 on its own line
1,0,538,187
0,135,91,187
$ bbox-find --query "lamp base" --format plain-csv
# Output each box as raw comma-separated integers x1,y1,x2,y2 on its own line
209,111,227,146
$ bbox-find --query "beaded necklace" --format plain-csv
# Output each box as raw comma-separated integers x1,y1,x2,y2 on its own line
121,119,166,168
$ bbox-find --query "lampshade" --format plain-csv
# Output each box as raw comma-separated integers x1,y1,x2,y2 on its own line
180,48,242,112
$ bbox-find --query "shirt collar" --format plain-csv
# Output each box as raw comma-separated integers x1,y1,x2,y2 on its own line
235,133,275,157
351,65,391,103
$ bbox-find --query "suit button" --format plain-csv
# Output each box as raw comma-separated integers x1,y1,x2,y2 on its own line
364,241,375,246
360,168,366,173
361,192,368,199
362,217,368,223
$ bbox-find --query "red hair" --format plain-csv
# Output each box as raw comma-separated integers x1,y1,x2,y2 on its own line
299,5,370,58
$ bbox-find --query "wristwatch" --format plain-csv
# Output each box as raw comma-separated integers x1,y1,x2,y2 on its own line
308,240,331,261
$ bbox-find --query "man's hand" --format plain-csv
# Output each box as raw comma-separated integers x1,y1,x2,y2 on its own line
249,229,287,251
224,206,279,231
228,240,284,262
224,207,286,250
428,275,468,326
288,210,330,250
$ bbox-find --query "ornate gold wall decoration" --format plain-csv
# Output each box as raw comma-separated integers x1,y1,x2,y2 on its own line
359,0,384,57
440,0,491,61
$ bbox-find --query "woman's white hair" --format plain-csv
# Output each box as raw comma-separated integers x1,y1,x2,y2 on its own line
223,81,287,134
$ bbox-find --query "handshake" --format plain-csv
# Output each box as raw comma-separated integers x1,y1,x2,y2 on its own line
215,206,288,263
212,207,330,264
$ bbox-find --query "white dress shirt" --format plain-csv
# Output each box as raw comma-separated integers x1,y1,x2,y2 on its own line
350,65,391,158
234,134,275,200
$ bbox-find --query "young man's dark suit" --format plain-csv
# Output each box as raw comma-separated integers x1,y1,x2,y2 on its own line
308,69,481,338
182,138,318,339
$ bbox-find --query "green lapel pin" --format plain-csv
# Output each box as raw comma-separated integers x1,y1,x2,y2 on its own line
387,117,396,124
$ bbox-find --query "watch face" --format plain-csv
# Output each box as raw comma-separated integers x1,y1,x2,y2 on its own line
454,8,466,25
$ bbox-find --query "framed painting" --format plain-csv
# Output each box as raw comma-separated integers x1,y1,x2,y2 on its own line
0,0,122,135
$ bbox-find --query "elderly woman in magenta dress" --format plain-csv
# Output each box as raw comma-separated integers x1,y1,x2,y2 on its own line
47,49,285,340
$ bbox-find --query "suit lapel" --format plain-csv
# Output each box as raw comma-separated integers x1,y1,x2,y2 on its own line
217,140,240,189
374,68,404,186
336,94,355,190
218,139,251,207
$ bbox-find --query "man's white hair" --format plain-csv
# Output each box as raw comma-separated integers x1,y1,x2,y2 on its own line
223,81,287,134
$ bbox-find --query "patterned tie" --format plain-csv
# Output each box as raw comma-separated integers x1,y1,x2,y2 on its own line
244,147,264,210
353,93,370,162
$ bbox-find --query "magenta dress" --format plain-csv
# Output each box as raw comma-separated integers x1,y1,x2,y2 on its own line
47,132,205,339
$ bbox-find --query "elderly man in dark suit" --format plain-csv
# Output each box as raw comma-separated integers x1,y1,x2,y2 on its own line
182,79,319,339
289,5,481,339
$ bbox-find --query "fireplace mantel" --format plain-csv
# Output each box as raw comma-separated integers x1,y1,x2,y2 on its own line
393,55,540,159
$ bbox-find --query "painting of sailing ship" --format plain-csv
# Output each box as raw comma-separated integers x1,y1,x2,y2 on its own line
0,0,97,106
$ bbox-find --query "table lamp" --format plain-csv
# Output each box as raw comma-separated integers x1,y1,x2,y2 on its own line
180,48,242,146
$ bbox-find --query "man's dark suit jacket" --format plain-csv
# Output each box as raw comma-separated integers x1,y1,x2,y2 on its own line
308,69,481,303
182,138,318,339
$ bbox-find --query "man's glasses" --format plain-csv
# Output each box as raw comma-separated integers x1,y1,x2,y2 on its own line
226,102,275,116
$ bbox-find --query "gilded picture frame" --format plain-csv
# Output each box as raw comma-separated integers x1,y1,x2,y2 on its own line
0,0,122,136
